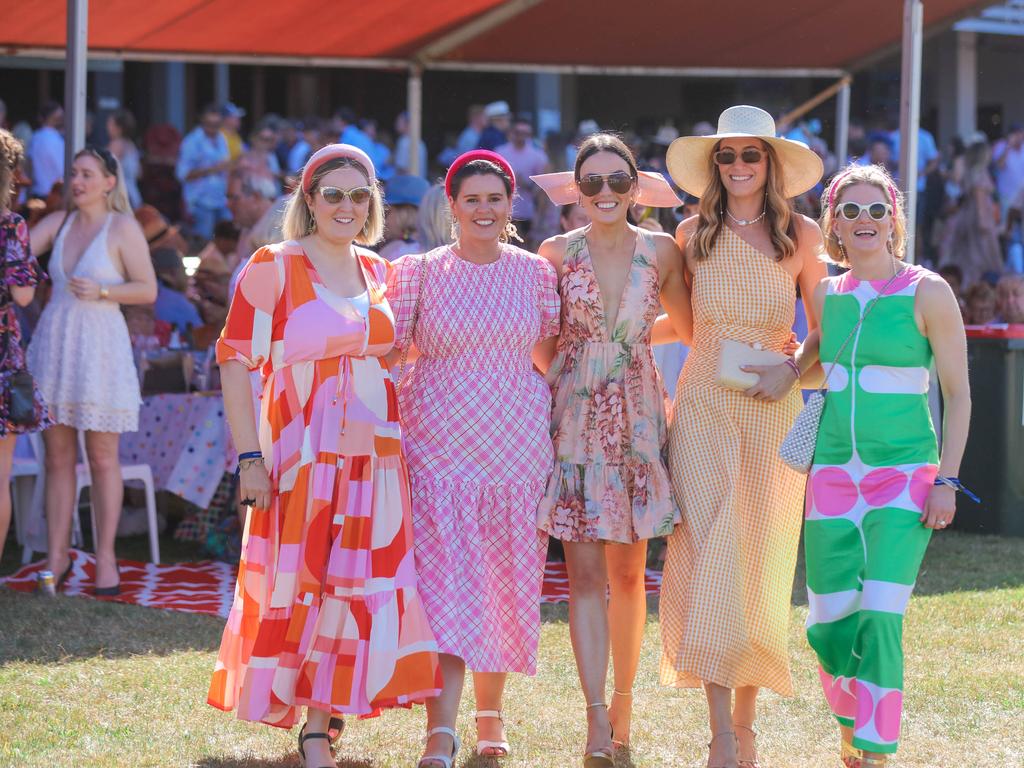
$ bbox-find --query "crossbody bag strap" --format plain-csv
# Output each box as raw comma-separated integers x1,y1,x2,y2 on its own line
817,267,905,395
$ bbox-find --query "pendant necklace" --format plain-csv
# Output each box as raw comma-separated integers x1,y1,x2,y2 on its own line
724,195,767,226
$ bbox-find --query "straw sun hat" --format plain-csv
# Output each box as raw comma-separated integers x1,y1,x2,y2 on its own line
666,105,823,199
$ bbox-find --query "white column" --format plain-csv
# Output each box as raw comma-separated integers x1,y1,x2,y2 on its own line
956,30,978,139
899,0,923,264
64,0,88,196
407,65,423,177
835,81,851,166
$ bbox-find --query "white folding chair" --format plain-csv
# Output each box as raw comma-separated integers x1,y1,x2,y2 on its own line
11,432,54,564
74,431,161,563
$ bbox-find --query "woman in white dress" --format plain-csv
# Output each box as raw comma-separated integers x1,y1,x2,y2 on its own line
107,109,143,210
29,147,156,594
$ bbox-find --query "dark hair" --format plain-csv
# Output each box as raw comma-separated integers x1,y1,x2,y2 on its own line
214,220,241,240
201,102,220,119
335,107,357,125
573,133,638,182
448,159,513,199
938,263,964,282
39,100,62,123
109,108,137,141
560,203,579,218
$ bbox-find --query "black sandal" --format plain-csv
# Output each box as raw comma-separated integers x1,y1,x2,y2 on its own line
298,719,345,767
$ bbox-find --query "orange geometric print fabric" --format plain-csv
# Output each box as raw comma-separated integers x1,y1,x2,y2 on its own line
208,241,440,726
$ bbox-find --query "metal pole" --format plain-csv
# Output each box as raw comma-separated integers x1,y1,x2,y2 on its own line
407,64,423,177
898,0,923,264
835,80,851,167
64,0,88,201
214,63,230,106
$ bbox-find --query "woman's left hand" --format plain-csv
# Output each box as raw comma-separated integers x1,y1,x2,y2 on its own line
742,362,798,401
921,484,957,530
69,277,102,301
783,332,800,356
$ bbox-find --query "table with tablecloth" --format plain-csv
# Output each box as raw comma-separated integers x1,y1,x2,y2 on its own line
119,392,235,510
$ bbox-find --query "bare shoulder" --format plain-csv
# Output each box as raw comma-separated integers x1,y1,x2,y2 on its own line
675,214,699,241
537,232,570,273
34,209,67,234
917,270,958,308
795,213,823,244
110,211,144,237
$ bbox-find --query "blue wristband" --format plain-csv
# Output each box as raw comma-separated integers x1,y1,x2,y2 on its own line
934,476,981,503
237,450,263,461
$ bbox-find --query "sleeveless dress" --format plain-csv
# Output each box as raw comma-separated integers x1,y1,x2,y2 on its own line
0,211,50,436
207,242,441,725
27,212,142,433
659,226,805,696
804,264,938,755
387,244,560,674
538,228,679,544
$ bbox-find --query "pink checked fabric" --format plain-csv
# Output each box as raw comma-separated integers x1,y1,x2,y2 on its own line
388,244,560,674
538,229,680,543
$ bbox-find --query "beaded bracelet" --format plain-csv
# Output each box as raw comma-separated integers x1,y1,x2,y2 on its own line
933,476,981,503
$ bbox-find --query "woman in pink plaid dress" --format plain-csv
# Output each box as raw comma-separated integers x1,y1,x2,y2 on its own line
387,151,560,768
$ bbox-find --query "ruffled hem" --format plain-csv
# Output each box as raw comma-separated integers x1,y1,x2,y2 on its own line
47,401,139,433
538,459,680,543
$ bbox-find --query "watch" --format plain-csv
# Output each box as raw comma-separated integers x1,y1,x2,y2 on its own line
99,284,110,300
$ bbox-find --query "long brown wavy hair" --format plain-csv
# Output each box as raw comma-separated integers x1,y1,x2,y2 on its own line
690,141,798,262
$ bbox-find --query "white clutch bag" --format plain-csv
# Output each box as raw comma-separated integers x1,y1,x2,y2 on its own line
716,339,787,391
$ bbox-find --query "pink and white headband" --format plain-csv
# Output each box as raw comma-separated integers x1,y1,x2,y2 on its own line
301,143,376,193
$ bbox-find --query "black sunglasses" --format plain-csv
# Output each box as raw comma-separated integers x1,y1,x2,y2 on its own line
713,147,765,166
576,171,635,197
82,145,118,176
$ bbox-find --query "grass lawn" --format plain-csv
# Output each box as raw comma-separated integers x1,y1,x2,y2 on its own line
1,531,1021,768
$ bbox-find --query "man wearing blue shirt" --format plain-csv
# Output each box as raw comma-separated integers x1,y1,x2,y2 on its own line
28,101,65,198
334,108,376,157
152,247,203,333
176,104,232,240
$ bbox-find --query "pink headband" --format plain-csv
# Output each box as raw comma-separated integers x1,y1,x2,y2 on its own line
445,150,516,199
530,170,683,208
827,167,898,209
301,143,376,193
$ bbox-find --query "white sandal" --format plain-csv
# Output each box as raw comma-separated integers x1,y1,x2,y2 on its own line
417,726,461,768
474,709,511,757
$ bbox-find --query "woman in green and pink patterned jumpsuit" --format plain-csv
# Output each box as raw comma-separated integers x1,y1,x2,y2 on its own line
801,164,972,768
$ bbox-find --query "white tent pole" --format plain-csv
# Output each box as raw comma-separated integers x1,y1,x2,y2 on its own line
836,80,851,165
64,0,88,200
899,0,923,264
408,64,423,177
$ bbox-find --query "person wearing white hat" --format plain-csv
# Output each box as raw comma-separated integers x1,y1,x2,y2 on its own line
479,101,512,151
658,105,827,768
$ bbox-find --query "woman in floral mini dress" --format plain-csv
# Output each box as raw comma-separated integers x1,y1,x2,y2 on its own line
534,133,692,765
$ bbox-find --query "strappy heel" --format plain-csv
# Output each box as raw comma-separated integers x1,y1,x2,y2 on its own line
474,709,510,757
417,725,461,768
707,730,738,768
583,702,614,768
860,757,888,767
841,739,863,768
735,724,761,768
609,689,631,749
297,724,336,768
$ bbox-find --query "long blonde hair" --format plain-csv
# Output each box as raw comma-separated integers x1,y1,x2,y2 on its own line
0,128,24,211
282,157,384,244
691,141,797,262
72,147,132,214
819,163,906,266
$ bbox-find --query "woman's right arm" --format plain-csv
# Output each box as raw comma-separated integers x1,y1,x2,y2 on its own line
220,359,271,510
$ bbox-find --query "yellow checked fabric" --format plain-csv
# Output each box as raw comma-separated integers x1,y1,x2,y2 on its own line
659,226,805,696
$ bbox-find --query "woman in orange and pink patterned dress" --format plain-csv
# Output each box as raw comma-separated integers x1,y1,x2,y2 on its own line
208,145,440,768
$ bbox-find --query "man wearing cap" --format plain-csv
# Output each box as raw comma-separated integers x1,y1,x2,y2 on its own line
994,122,1024,221
176,103,232,240
478,101,512,151
221,102,247,161
379,174,430,261
495,116,548,240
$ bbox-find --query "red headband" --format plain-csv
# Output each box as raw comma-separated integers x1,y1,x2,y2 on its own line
301,143,376,193
827,167,898,209
444,150,516,199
